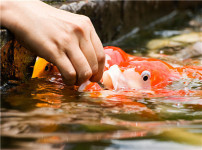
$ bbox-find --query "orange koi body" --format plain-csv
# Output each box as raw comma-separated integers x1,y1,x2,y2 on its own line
32,46,202,94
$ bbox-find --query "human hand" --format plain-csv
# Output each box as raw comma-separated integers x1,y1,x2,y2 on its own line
1,0,105,85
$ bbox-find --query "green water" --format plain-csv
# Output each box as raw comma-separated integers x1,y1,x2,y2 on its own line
1,10,202,150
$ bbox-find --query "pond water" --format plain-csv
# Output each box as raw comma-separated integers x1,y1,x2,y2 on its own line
1,10,202,149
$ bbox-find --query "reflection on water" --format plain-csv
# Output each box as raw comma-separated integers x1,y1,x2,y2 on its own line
1,10,202,150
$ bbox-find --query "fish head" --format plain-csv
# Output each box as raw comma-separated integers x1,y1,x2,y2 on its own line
123,58,180,89
102,58,179,90
32,57,59,78
102,64,152,90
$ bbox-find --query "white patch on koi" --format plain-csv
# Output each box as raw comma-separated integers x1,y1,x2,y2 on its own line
103,65,127,90
78,80,91,92
105,54,111,68
36,56,40,61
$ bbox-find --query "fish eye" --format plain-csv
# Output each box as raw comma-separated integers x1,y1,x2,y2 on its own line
141,71,151,81
45,64,53,71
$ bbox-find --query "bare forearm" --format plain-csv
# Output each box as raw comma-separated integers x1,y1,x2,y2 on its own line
1,1,34,30
1,1,48,37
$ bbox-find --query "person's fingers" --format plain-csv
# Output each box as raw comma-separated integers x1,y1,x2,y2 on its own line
90,30,105,82
65,45,92,85
79,35,98,77
53,53,76,85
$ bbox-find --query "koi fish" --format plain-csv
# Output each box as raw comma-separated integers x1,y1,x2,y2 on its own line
32,46,202,93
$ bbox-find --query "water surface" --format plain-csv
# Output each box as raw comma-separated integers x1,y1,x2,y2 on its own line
1,10,202,150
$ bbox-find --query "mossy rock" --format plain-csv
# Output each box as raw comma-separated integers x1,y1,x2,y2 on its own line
1,40,36,85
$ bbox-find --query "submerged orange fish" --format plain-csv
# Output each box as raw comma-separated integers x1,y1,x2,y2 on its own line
32,46,202,94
